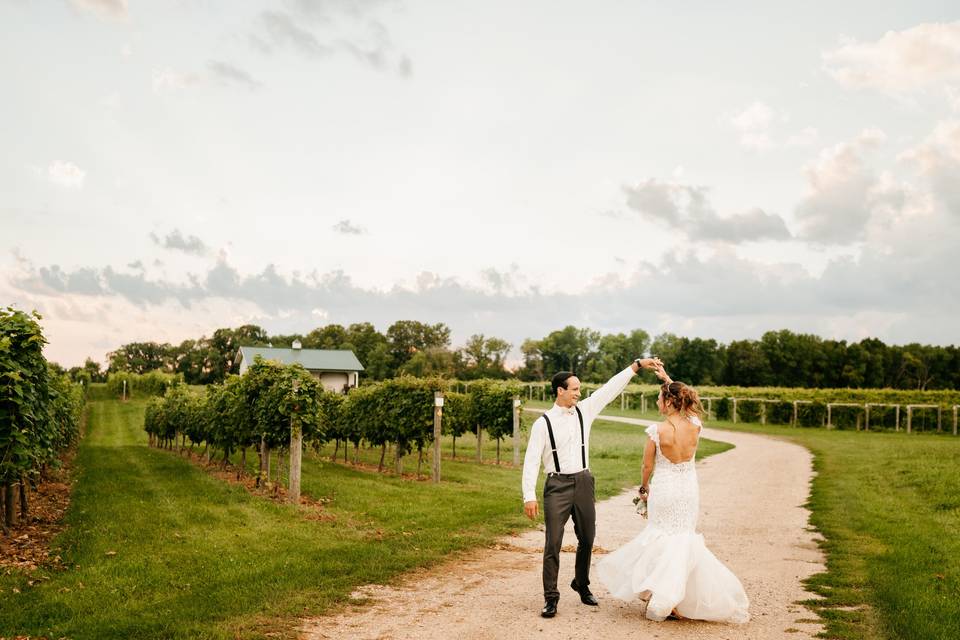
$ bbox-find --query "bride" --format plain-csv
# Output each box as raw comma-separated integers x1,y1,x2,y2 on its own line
596,366,750,623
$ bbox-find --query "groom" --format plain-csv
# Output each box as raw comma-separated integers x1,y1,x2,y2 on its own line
522,357,661,618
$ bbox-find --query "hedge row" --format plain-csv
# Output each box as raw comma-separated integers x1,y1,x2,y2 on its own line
143,357,525,483
106,371,181,399
1,308,84,532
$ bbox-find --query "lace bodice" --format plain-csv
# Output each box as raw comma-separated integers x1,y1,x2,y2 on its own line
645,417,702,534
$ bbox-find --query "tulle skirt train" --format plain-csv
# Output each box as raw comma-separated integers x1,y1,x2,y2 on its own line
596,524,750,623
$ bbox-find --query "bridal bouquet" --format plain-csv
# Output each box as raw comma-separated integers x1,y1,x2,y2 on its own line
632,495,648,518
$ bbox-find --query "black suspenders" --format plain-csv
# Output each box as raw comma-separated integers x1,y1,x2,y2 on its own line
542,407,586,473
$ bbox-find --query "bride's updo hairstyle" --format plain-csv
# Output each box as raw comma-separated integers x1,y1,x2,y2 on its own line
660,381,704,418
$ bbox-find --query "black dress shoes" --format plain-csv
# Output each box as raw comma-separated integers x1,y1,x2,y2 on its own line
571,579,600,606
541,598,558,618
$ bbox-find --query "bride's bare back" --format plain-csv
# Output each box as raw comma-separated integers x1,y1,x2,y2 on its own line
656,417,702,464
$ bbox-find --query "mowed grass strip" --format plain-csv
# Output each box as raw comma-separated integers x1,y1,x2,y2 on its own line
0,398,732,640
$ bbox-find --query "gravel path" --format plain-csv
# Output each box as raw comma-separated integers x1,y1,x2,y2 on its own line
299,415,825,640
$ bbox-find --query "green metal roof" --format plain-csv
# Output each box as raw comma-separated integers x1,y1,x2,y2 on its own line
237,346,364,372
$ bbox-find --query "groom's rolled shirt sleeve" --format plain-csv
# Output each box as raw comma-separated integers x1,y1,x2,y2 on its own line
521,416,547,503
578,365,636,421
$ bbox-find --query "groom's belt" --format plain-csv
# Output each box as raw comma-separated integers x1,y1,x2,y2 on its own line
546,468,590,478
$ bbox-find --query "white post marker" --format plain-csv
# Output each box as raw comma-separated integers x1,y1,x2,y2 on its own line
512,396,521,466
122,379,127,401
433,392,443,483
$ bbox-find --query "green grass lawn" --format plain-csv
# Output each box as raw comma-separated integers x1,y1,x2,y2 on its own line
0,398,731,640
708,419,960,640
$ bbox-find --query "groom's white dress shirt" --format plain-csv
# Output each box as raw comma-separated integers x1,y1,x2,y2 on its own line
521,366,636,503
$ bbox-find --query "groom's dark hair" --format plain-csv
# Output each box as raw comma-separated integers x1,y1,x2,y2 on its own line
551,371,576,396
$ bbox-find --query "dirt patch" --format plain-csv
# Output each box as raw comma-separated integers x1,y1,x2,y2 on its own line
0,451,76,574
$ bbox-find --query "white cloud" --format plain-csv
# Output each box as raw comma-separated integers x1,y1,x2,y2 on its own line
207,61,261,91
899,120,960,213
623,179,791,243
332,219,366,235
727,101,777,150
794,129,890,243
70,0,127,20
152,68,204,93
47,161,86,188
823,21,960,92
786,126,819,147
100,92,121,110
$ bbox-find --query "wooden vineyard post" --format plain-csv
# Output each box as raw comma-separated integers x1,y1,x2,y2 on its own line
732,398,738,424
476,423,482,463
288,379,302,504
433,392,444,483
620,392,625,411
865,404,871,431
953,405,958,436
907,405,912,434
122,379,127,401
641,394,647,414
792,400,798,426
512,396,521,466
895,405,900,432
761,402,767,425
938,406,943,433
827,403,833,429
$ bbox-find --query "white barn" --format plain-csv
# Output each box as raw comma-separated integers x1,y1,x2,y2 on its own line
235,342,364,393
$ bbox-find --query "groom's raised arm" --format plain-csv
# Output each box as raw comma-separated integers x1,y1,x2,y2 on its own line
578,364,637,421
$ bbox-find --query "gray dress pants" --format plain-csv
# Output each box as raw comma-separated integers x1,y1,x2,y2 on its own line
542,469,596,600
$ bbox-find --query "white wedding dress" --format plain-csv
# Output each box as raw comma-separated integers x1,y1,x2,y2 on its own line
596,417,750,623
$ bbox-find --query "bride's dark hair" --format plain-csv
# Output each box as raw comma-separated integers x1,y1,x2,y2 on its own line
660,381,704,418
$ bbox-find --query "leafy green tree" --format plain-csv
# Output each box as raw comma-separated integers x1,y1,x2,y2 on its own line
107,341,175,374
303,324,348,349
722,340,771,386
399,347,455,378
386,320,451,372
457,334,512,379
346,322,389,376
515,338,545,381
539,326,599,375
585,330,650,381
209,324,269,380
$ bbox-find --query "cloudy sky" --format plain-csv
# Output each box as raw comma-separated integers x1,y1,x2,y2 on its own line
3,0,959,367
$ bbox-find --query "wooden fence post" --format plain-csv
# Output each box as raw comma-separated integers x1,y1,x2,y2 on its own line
827,403,833,429
288,379,302,504
512,396,521,466
907,406,912,434
865,404,871,431
732,398,738,424
476,424,482,463
895,405,900,432
953,405,958,436
433,392,443,483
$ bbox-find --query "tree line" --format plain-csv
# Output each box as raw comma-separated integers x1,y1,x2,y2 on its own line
67,322,959,391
